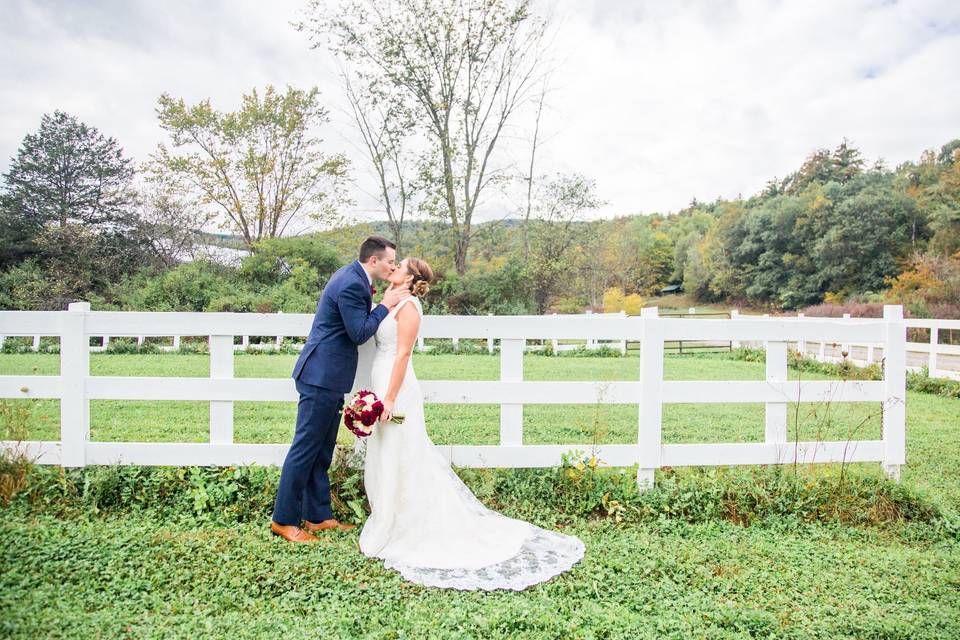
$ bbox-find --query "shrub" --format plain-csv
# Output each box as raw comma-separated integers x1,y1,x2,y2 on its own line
417,339,490,355
602,288,624,313
239,236,341,287
0,260,50,310
7,457,954,541
622,293,644,316
0,400,36,506
125,260,238,311
907,367,960,399
105,339,161,355
428,257,535,315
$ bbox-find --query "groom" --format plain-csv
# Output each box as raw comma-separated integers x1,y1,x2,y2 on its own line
271,236,409,543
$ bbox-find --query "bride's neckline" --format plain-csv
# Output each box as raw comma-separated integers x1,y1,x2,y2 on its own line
388,295,420,319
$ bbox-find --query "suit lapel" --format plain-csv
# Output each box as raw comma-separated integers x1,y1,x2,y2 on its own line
351,261,372,300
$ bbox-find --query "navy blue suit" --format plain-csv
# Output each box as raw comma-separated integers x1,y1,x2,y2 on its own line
273,260,390,526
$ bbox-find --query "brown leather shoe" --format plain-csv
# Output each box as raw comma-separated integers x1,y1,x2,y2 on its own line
303,518,356,532
270,521,320,543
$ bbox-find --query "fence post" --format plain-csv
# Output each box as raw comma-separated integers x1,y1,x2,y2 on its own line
796,313,806,356
275,310,284,349
637,306,663,490
62,302,90,467
882,305,906,481
33,335,41,352
551,313,559,352
765,341,788,445
487,313,494,354
585,309,596,349
619,310,627,354
500,338,524,446
417,336,425,352
172,335,180,351
841,313,851,358
209,335,234,444
730,309,741,349
928,325,938,375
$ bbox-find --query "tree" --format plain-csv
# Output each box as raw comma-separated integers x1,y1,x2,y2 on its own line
903,142,960,256
0,111,136,269
301,0,551,274
634,231,674,295
525,173,603,313
1,111,136,229
783,139,864,194
682,202,746,303
813,175,917,297
521,75,551,260
151,86,350,252
341,70,419,254
135,173,219,268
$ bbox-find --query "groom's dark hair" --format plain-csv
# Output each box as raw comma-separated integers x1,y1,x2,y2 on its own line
359,235,396,263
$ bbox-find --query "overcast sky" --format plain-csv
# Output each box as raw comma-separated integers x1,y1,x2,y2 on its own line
2,0,958,230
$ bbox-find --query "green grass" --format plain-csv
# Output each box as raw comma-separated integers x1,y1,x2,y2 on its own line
2,514,957,639
2,351,959,639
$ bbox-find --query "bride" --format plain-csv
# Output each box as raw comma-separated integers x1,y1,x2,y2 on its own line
358,256,585,591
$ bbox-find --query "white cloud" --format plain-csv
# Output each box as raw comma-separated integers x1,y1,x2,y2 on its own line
1,0,957,228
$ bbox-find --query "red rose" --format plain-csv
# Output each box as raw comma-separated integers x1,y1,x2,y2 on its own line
360,412,376,427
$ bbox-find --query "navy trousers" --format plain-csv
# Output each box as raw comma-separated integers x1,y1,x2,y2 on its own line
272,379,344,526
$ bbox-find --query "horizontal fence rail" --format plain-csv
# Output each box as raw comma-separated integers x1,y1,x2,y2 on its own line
5,308,954,379
0,303,908,488
730,310,960,381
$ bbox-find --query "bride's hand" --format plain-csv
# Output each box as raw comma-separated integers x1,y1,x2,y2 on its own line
381,398,395,423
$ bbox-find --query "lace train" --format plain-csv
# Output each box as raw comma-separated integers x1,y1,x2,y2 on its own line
384,525,586,591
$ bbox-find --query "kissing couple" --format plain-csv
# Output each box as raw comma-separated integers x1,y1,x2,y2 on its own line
270,235,584,591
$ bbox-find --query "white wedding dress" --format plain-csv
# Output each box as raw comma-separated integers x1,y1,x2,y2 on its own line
357,296,585,590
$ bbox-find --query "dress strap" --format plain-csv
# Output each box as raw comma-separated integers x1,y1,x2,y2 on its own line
392,295,422,316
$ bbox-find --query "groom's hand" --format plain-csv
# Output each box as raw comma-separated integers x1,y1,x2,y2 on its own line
381,282,410,309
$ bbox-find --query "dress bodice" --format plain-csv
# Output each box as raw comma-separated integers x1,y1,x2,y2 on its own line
374,296,422,356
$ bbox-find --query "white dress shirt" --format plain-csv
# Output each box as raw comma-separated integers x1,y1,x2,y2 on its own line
357,260,373,287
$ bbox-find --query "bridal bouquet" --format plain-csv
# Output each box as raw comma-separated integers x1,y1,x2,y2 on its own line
344,389,405,438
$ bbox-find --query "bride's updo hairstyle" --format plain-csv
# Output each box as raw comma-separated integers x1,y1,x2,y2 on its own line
405,258,434,299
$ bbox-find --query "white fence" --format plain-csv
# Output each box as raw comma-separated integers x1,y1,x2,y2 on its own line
413,311,628,355
0,303,907,488
10,308,956,378
731,310,960,381
0,310,629,355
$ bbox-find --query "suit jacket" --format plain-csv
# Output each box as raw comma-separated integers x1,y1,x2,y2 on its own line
292,260,389,392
